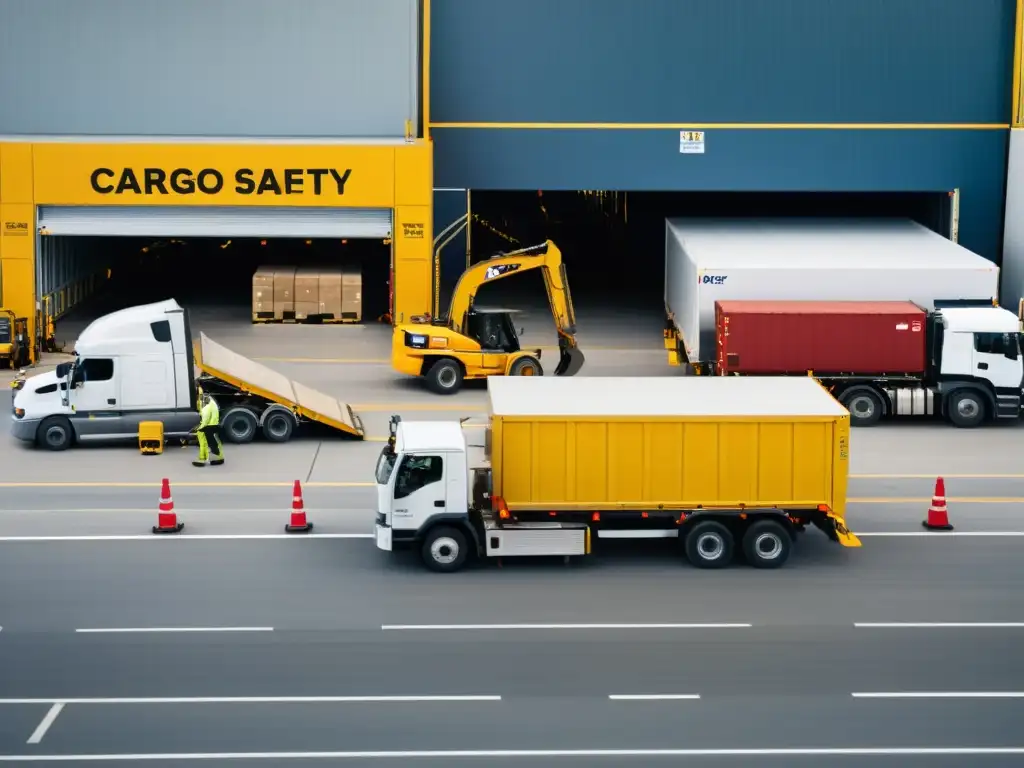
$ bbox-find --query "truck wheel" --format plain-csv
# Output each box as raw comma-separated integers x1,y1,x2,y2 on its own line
742,520,792,569
684,520,734,569
840,388,884,427
221,409,258,443
947,390,986,428
421,526,469,573
509,356,543,376
262,410,295,443
36,416,73,451
425,359,463,395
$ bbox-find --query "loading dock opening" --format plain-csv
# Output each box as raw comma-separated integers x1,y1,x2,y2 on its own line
0,139,434,364
460,190,958,343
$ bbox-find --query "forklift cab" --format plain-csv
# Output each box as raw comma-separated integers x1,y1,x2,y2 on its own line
464,307,524,354
0,311,31,369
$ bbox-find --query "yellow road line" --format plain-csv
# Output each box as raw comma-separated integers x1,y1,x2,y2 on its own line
431,121,1010,131
0,482,376,488
255,357,390,364
849,497,1024,504
851,474,1024,479
351,403,486,412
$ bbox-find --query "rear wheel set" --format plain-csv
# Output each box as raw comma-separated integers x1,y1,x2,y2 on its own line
684,518,791,569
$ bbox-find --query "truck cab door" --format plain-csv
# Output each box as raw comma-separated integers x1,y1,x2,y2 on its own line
972,332,1022,392
69,357,119,413
392,454,447,528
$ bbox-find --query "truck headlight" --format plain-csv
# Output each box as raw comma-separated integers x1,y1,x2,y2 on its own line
13,408,24,419
404,332,428,349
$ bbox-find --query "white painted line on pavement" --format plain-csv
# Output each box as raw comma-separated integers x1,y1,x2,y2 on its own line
855,622,1024,629
853,692,1024,699
0,534,374,542
0,695,501,705
0,508,365,514
0,747,1023,760
381,623,752,631
26,702,64,744
75,627,274,634
609,694,701,700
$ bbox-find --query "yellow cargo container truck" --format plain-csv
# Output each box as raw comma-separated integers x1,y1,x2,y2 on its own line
373,376,861,572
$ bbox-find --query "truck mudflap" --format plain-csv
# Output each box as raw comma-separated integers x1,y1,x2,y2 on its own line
195,333,365,439
812,511,862,548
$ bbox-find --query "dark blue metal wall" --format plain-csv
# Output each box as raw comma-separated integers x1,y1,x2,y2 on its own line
430,0,1016,261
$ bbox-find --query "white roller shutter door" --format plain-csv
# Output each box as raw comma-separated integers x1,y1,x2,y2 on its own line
36,205,392,239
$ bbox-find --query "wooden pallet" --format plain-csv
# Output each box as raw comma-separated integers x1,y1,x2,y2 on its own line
252,313,362,325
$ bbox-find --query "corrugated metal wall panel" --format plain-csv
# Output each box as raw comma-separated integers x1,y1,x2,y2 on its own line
431,0,1015,124
431,127,1009,263
0,0,419,137
37,206,393,239
1001,129,1024,310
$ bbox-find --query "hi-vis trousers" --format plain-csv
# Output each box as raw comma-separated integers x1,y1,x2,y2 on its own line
196,425,224,464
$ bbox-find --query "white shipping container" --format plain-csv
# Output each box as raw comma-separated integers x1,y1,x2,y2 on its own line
664,217,1001,364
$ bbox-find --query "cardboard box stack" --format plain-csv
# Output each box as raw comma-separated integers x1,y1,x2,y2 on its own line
341,263,363,322
273,267,297,320
294,268,320,320
252,267,276,320
318,269,343,320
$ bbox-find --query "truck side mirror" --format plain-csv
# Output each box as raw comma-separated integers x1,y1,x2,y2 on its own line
55,362,71,378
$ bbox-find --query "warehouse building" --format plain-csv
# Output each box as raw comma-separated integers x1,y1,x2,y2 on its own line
0,0,1021,363
432,0,1020,314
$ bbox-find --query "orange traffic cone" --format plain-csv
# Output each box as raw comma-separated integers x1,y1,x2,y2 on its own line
922,476,953,531
285,479,313,533
152,478,184,534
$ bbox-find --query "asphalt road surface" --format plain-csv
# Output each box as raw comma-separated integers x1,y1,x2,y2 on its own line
2,312,1023,763
0,479,1022,765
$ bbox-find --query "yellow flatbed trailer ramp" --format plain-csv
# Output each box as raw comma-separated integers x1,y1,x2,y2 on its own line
195,332,365,440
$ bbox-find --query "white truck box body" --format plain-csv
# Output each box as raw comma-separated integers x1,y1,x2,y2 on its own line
664,218,1001,364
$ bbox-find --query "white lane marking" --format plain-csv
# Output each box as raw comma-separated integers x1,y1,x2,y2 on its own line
0,534,373,541
853,692,1024,699
381,623,752,630
0,695,501,705
75,627,273,634
0,747,1022,760
25,702,64,744
608,694,701,700
855,623,1024,628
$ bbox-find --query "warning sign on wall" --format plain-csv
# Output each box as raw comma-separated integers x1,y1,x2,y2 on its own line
679,131,705,154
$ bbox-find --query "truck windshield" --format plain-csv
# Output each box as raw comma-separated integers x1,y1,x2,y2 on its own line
375,446,398,485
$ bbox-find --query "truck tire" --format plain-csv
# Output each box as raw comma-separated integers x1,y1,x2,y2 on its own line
947,390,986,428
421,526,469,573
36,416,73,451
221,408,258,444
509,356,543,376
684,520,734,569
262,410,295,443
840,387,884,427
425,359,463,395
742,520,792,569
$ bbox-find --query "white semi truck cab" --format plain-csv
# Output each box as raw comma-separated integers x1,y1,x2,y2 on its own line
11,298,365,450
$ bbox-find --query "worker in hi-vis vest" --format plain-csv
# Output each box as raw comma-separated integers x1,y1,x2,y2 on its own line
193,387,225,467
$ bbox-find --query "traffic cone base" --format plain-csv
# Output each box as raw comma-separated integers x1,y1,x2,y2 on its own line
153,520,185,534
922,476,953,531
285,479,313,533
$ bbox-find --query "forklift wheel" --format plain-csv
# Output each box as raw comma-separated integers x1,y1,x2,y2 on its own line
509,356,543,377
425,359,463,395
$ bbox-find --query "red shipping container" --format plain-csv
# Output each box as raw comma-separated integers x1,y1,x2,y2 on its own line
716,300,927,376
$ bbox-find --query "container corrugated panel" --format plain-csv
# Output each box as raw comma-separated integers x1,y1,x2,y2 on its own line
487,377,849,517
716,300,928,376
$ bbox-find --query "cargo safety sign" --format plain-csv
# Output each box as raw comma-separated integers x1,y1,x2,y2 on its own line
29,143,402,208
89,167,352,197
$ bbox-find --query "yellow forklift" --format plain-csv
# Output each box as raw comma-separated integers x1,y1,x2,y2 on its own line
391,240,585,394
0,310,30,370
